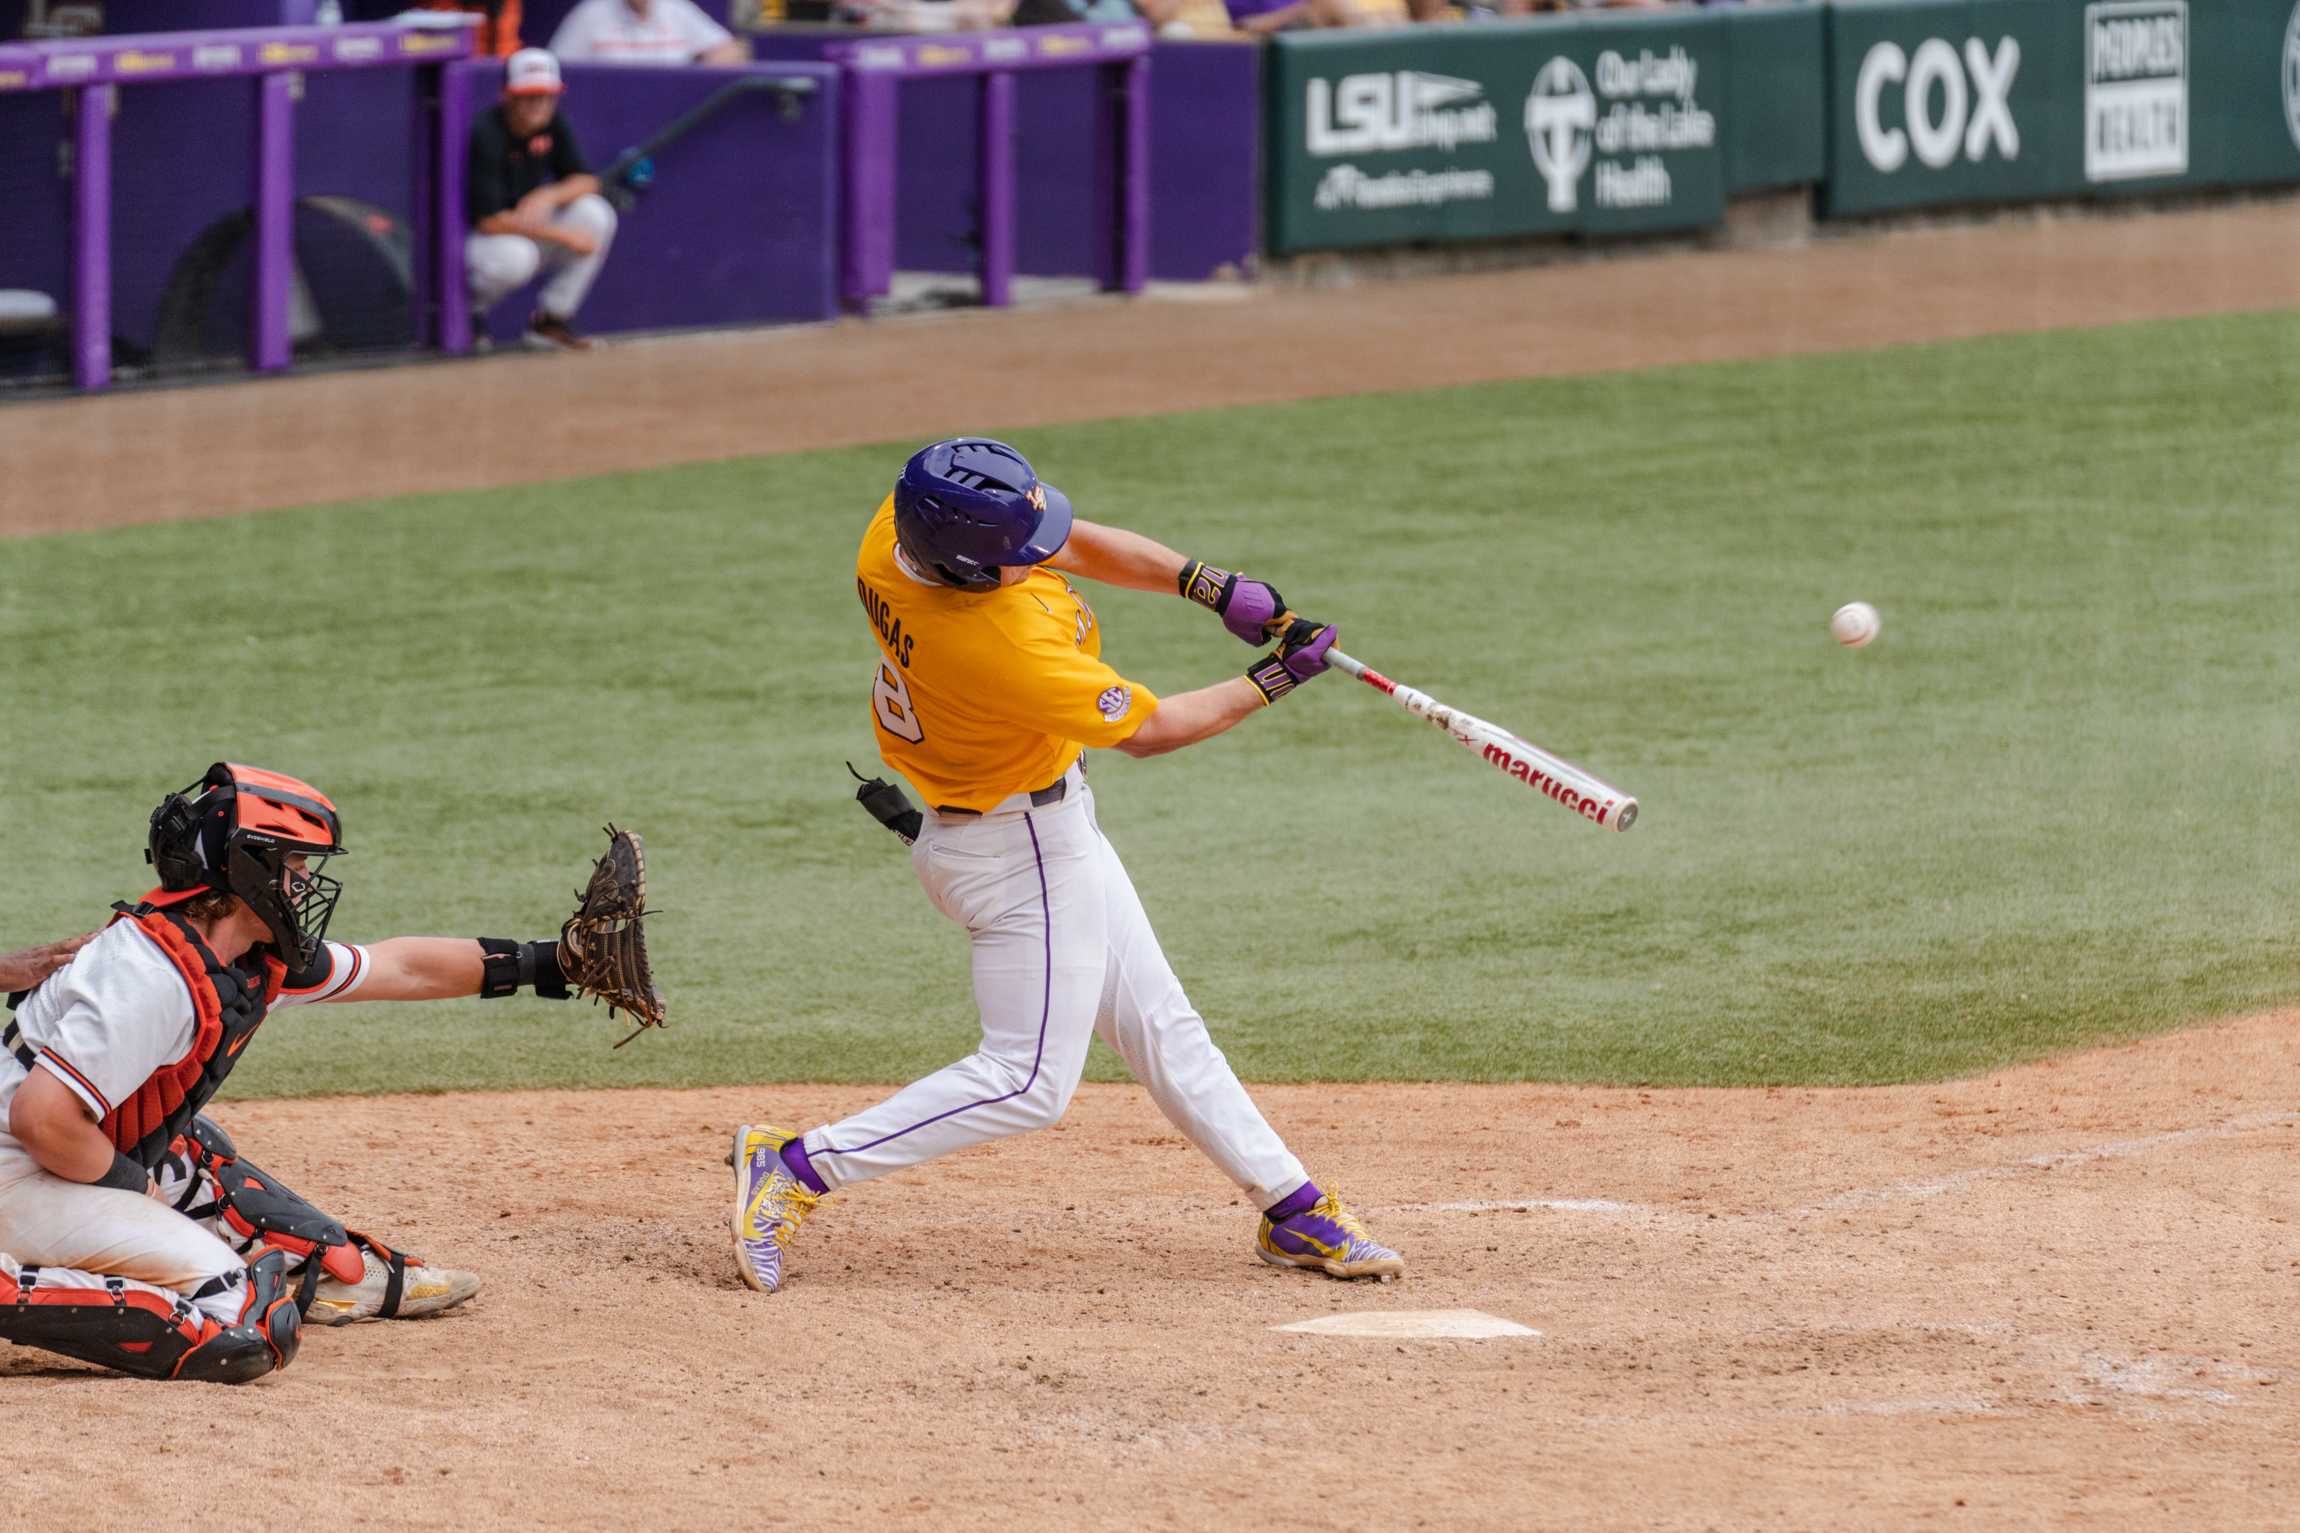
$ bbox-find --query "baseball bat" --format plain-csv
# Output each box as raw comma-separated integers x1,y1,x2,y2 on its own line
1324,647,1639,832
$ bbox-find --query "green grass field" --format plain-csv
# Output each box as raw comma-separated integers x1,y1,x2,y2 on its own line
5,310,2294,1096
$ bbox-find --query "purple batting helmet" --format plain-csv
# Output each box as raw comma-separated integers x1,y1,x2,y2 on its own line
891,438,1074,592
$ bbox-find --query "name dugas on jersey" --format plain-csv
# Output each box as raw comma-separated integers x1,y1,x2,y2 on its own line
853,498,1156,814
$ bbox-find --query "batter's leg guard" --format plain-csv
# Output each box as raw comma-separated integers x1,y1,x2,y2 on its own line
0,1249,301,1383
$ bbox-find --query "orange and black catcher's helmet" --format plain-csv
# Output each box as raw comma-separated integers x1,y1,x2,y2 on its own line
144,763,348,971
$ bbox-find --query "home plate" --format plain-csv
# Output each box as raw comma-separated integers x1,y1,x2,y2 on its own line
1273,1310,1539,1340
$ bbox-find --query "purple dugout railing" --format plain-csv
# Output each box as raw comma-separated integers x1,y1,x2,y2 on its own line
825,23,1151,311
0,21,475,391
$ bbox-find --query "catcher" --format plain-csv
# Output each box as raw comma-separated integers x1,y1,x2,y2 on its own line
0,762,661,1383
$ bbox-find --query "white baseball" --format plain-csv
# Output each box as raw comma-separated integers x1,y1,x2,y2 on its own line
1830,601,1880,648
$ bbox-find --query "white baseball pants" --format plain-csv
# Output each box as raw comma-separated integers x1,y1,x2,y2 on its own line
465,193,618,320
0,1145,246,1325
802,765,1310,1210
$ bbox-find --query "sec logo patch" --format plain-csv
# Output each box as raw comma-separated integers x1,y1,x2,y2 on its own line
1097,685,1131,719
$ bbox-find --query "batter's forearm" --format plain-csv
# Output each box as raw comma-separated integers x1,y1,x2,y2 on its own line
1113,678,1264,757
1048,519,1190,594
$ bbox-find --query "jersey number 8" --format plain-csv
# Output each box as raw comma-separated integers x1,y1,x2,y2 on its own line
872,660,926,744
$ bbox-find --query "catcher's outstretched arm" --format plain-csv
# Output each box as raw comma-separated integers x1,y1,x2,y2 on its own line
312,828,661,1046
333,937,530,1003
307,935,576,1004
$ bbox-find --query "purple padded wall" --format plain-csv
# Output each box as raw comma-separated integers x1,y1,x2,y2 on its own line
449,58,840,336
0,91,71,304
81,66,416,355
753,32,1257,283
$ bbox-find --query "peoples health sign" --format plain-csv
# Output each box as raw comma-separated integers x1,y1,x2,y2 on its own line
2085,0,2188,182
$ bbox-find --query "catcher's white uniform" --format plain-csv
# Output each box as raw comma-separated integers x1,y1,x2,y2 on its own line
0,923,367,1321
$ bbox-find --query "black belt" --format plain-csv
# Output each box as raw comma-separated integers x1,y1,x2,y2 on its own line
3,1020,34,1075
936,774,1069,818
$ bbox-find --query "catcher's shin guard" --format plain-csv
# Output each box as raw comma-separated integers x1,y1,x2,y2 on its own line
169,1116,367,1301
0,1249,301,1382
166,1116,472,1324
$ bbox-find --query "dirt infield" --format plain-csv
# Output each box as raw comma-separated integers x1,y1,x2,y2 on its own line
3,1012,2292,1528
6,202,2298,1526
2,198,2297,535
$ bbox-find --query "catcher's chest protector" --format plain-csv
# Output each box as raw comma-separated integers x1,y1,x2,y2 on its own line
102,906,284,1172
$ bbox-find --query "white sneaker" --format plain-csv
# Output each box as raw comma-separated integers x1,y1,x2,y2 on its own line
305,1245,480,1326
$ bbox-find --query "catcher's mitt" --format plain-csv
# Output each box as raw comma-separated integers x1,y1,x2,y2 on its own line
561,825,665,1048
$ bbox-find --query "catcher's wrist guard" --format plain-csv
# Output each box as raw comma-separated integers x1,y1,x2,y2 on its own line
476,938,572,1000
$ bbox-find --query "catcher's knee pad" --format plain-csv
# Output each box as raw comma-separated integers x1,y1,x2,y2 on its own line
0,1250,300,1383
187,1112,238,1161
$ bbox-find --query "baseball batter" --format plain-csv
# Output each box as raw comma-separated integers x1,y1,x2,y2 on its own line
0,762,608,1382
731,438,1403,1291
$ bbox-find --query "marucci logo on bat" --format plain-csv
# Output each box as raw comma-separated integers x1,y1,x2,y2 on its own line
1481,741,1618,824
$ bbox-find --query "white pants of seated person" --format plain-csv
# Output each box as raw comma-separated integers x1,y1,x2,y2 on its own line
801,768,1309,1210
0,1144,246,1325
465,193,618,319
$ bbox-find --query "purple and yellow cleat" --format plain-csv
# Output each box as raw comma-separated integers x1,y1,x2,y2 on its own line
1256,1192,1405,1282
730,1125,822,1294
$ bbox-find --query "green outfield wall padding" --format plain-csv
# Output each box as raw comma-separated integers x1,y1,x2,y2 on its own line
1261,0,2300,254
1724,4,1827,193
1825,0,2300,216
1264,11,1737,254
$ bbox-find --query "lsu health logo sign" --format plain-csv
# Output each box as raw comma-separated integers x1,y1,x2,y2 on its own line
1306,71,1498,155
1524,47,1712,215
2086,1,2187,182
1855,35,2021,173
1308,71,1501,213
1524,58,1594,211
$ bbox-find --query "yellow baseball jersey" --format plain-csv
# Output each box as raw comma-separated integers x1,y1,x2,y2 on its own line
856,498,1159,812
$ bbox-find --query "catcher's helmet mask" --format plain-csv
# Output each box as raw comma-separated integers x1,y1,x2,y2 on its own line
145,763,347,971
892,438,1074,592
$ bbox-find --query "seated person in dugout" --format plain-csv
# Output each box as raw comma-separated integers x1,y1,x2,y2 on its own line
0,763,589,1383
466,49,617,352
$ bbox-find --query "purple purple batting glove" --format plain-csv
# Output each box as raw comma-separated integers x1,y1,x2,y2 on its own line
1243,619,1337,704
1180,559,1286,646
1278,616,1337,679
